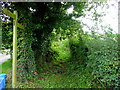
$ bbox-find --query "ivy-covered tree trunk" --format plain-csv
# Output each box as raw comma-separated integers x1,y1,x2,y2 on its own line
17,24,37,81
2,2,87,82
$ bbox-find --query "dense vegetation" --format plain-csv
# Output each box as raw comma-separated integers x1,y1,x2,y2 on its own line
1,2,119,88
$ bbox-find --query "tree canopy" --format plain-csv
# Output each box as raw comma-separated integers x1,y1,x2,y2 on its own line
1,2,119,88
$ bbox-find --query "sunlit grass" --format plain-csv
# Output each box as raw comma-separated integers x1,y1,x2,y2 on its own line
0,59,12,88
0,59,12,74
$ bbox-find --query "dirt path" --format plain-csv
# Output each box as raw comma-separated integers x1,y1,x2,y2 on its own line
0,53,11,64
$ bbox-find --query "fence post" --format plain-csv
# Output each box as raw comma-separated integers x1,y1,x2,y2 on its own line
12,11,17,88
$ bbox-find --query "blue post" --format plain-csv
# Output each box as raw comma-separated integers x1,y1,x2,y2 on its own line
0,74,7,89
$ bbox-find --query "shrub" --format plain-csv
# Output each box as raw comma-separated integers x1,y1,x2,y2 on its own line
84,34,119,87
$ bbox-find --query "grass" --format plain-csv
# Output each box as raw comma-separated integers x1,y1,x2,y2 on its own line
0,59,12,74
16,62,101,88
0,59,12,88
17,73,93,88
1,59,101,88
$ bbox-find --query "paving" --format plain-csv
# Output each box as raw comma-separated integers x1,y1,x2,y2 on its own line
0,53,11,64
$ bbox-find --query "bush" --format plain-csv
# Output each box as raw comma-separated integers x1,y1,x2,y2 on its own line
50,27,88,66
84,34,119,87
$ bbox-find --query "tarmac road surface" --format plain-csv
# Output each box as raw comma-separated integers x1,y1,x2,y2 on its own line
0,53,11,64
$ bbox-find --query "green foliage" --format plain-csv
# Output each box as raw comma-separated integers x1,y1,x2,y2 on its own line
3,59,99,88
50,28,71,64
2,2,118,88
50,23,88,65
51,39,71,63
2,2,87,81
2,22,13,54
17,23,37,81
11,63,95,88
69,35,88,62
83,34,119,87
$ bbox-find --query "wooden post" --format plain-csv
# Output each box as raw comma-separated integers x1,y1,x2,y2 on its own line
2,8,24,88
12,11,17,88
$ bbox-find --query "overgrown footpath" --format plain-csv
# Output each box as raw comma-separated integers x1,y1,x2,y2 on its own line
1,60,101,88
1,34,119,88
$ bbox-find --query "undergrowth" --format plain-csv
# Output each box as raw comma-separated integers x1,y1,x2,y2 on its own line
2,59,101,88
17,62,100,88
